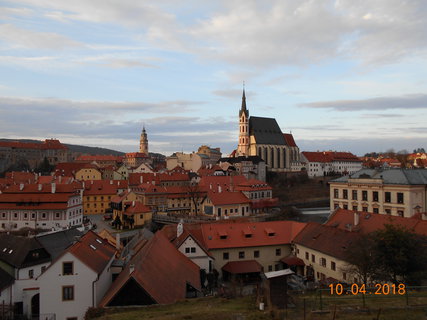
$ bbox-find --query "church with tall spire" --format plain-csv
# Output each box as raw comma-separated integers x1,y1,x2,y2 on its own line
235,88,301,172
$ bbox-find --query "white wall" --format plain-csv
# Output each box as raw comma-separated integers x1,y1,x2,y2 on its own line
39,252,97,320
178,237,211,272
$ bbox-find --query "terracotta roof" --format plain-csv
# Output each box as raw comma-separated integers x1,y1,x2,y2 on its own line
200,220,307,250
235,179,272,191
222,260,262,274
125,152,148,158
83,180,128,196
123,201,152,215
207,190,250,206
0,139,67,150
326,209,427,236
54,162,91,176
68,231,116,275
302,151,361,163
281,255,305,266
5,172,37,184
99,232,200,306
199,175,248,188
283,133,297,147
293,222,361,261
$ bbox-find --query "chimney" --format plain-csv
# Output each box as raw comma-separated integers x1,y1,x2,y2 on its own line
38,184,42,191
140,176,143,184
51,182,56,194
19,183,24,191
58,176,62,183
218,185,222,193
116,233,121,251
177,220,184,238
354,212,360,226
110,180,113,185
129,264,135,274
132,200,135,207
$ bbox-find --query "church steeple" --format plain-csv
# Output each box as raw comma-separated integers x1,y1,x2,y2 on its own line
237,84,250,156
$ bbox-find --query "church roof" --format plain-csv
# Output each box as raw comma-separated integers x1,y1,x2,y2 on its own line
249,116,286,145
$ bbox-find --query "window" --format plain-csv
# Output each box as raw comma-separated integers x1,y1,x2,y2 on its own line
190,247,196,253
385,209,391,215
185,247,190,254
352,206,358,211
320,258,326,267
397,193,404,204
311,254,315,263
343,272,347,280
385,192,391,203
343,205,348,210
305,252,309,260
362,207,368,212
362,191,368,201
373,191,378,202
62,286,74,301
331,261,336,271
223,252,229,260
62,262,73,275
239,251,245,259
334,189,339,198
398,210,404,217
268,265,273,272
373,208,379,214
29,269,34,279
343,189,348,199
352,190,357,200
275,248,281,256
254,250,260,258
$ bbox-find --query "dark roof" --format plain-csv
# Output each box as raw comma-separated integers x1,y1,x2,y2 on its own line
219,155,264,164
100,231,201,306
239,89,249,118
332,168,427,185
0,234,51,268
36,228,86,260
249,116,286,145
293,222,360,261
0,267,14,290
222,260,262,274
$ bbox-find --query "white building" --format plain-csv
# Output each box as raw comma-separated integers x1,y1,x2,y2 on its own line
0,183,83,231
301,151,362,178
38,231,116,320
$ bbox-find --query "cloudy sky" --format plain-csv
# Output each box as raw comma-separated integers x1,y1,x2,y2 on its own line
1,0,426,156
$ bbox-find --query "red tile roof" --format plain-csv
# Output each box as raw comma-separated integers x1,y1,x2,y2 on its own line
0,139,67,150
125,152,148,158
302,151,361,163
207,190,250,206
123,201,152,215
83,180,128,196
326,209,427,236
68,231,116,274
199,220,307,250
281,255,305,266
5,172,37,184
222,260,262,274
199,175,248,188
100,232,200,306
283,133,297,147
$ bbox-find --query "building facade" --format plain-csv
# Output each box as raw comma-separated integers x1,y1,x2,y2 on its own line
329,168,427,217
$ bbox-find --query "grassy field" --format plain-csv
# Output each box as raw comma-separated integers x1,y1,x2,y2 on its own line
92,295,427,320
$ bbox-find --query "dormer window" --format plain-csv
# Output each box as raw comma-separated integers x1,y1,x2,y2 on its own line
265,228,275,237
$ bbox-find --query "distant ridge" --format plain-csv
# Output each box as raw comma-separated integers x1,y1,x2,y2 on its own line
0,139,124,156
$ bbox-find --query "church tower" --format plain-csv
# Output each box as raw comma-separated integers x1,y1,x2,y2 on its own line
237,88,250,156
139,125,149,154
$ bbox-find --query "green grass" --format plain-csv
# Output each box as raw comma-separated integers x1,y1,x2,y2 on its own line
92,295,427,320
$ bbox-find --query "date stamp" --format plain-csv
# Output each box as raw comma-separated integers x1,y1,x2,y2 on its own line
329,283,406,295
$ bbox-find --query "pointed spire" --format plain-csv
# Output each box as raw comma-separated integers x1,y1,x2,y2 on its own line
239,82,249,118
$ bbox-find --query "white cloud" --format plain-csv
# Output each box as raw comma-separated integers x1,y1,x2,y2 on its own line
0,24,81,49
299,94,427,111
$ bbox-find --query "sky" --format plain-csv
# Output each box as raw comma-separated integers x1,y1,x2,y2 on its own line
1,0,426,157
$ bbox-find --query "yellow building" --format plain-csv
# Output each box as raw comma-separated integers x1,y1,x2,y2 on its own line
329,168,427,217
111,191,152,229
83,180,128,215
75,164,102,181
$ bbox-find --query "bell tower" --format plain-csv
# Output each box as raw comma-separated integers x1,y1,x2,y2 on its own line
237,87,249,156
139,125,148,154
